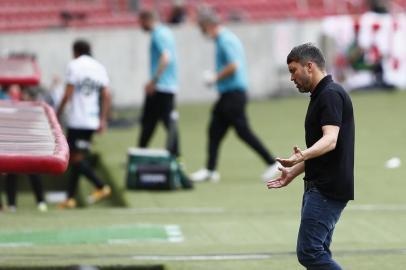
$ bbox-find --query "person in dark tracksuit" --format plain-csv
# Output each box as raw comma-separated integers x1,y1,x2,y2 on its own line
267,43,355,270
3,174,47,212
191,9,279,182
138,10,180,157
0,85,47,212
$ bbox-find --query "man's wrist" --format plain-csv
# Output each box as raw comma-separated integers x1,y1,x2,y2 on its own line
152,75,159,83
288,166,301,180
213,73,220,83
286,171,295,183
301,150,308,162
56,107,63,118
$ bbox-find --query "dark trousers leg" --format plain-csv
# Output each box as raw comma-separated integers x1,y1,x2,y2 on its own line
67,158,104,199
67,163,81,199
296,189,347,270
5,174,17,206
138,92,180,157
232,113,275,165
5,175,46,206
29,175,45,203
78,159,104,189
225,92,275,165
206,110,229,171
162,114,180,157
68,159,104,199
138,95,159,148
160,96,180,157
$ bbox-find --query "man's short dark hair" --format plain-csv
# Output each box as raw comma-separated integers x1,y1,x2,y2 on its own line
197,7,220,26
73,39,91,56
139,10,157,21
287,43,326,70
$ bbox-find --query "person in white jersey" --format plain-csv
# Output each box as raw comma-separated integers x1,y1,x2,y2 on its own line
57,39,111,209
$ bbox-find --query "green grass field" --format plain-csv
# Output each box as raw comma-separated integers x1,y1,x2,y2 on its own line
1,91,406,269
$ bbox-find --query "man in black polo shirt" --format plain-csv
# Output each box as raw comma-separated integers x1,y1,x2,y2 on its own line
266,43,354,270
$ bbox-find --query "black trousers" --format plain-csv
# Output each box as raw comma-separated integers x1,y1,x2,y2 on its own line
138,91,180,157
5,174,45,206
207,90,275,171
66,128,104,199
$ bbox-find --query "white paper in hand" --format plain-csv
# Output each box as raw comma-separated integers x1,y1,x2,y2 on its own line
202,70,216,89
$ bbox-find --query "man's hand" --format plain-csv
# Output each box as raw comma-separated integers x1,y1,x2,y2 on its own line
57,84,74,121
276,146,305,168
97,119,107,134
56,109,63,121
203,70,216,88
145,80,156,95
266,167,294,189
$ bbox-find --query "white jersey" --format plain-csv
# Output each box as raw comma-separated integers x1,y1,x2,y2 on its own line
65,55,109,130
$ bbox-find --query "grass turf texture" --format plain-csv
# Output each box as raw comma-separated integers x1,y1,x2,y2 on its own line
0,91,406,269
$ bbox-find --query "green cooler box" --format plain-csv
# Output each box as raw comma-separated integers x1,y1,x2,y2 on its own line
126,148,180,190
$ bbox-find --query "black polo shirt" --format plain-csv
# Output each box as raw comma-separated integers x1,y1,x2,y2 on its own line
304,75,354,202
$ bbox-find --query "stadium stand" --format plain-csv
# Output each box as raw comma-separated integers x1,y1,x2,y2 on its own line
0,0,138,31
0,0,405,32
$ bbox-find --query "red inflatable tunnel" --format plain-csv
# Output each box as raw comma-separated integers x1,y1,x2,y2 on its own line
0,57,41,86
0,101,69,174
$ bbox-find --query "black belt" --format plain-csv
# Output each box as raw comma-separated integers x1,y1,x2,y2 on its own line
220,89,246,97
304,180,317,191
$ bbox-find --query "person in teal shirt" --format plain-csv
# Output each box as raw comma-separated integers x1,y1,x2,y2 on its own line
0,86,9,100
138,10,180,157
215,27,248,93
191,9,280,182
150,23,178,93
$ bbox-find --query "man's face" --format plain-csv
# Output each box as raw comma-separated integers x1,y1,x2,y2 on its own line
199,23,209,36
199,23,216,38
288,61,312,93
140,19,152,32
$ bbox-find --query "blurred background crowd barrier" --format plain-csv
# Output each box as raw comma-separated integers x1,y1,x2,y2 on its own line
1,0,405,107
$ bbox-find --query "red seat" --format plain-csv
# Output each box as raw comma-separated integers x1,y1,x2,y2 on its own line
0,0,137,32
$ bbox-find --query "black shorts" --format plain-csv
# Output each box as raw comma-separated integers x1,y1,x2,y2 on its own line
67,129,95,152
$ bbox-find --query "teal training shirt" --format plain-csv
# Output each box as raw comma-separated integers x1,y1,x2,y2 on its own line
215,28,248,93
0,91,9,100
150,25,178,93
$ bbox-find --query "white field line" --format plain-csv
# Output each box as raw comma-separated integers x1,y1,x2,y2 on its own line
0,224,184,247
123,208,225,214
165,225,184,243
131,249,406,262
0,243,33,248
107,224,184,244
347,204,406,211
132,254,271,261
108,224,184,244
108,239,169,244
110,204,406,215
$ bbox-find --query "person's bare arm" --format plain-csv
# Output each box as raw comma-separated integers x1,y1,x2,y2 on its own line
216,63,238,82
98,86,111,133
154,51,170,82
57,84,74,118
145,51,170,95
277,125,340,168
